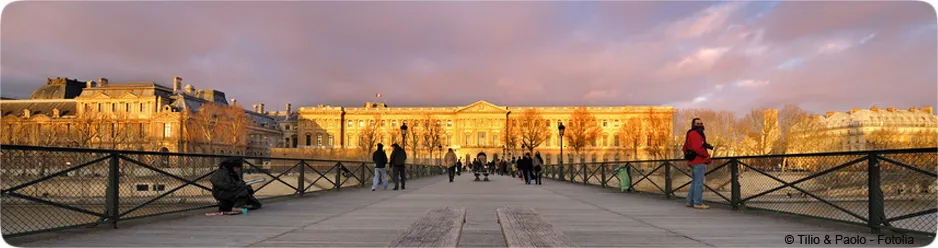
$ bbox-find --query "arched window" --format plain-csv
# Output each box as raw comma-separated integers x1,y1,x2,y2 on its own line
317,133,323,146
305,133,312,146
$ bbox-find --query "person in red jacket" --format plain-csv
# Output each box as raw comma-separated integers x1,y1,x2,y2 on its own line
682,118,713,209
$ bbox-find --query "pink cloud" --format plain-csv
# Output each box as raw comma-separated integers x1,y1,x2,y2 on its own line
0,1,934,115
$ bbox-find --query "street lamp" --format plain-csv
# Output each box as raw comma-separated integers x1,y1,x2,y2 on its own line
400,123,408,150
438,145,443,166
558,123,565,181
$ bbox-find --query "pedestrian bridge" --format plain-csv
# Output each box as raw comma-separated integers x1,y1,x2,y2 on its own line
2,146,936,247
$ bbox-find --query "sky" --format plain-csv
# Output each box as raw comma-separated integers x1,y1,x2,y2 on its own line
2,1,936,114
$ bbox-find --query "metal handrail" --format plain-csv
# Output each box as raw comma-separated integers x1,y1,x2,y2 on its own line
539,148,938,235
0,145,444,237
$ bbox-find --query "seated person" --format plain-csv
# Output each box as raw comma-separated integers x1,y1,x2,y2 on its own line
210,157,262,212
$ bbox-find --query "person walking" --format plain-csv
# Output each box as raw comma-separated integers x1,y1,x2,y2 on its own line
389,144,408,190
371,143,389,191
520,153,533,184
682,117,713,209
444,148,457,182
533,151,544,185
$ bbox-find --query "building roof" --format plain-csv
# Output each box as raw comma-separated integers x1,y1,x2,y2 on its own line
0,99,78,117
29,78,87,100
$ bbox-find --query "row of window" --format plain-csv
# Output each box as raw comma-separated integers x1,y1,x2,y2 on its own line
83,102,151,113
336,118,639,130
283,130,668,149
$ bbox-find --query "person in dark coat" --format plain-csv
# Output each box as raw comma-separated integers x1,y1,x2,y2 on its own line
389,144,408,190
210,157,261,212
372,143,389,191
520,153,534,184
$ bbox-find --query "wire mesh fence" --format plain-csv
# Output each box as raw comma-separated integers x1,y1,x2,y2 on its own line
0,145,442,237
541,148,937,235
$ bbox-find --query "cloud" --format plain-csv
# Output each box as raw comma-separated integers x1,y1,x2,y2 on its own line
1,1,934,115
735,79,770,88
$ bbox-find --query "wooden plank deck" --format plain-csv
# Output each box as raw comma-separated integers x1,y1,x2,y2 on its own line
10,174,933,247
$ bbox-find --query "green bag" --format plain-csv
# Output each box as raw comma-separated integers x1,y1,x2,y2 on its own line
615,166,631,192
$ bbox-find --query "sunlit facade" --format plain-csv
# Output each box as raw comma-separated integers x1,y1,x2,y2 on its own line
271,100,673,163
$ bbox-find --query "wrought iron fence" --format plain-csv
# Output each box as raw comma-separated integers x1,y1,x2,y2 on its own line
0,145,443,237
541,148,937,235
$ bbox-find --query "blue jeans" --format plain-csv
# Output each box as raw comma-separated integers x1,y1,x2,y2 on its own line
687,164,706,205
372,167,388,190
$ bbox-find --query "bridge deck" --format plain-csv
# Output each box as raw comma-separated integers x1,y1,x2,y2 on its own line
13,174,927,247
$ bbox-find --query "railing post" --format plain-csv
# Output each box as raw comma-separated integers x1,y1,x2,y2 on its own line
730,159,740,210
867,153,884,233
583,163,590,184
601,163,607,188
559,163,565,181
105,153,120,228
298,160,306,196
361,163,367,187
664,162,672,199
335,162,342,190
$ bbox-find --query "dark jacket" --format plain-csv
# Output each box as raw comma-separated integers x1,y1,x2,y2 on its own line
389,147,407,167
373,149,389,168
210,167,249,201
683,130,712,165
519,157,533,171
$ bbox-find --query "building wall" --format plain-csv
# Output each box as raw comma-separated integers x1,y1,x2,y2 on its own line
789,106,938,154
278,101,673,164
1,78,283,161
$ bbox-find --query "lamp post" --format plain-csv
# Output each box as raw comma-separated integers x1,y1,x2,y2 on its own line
558,123,565,181
438,145,443,166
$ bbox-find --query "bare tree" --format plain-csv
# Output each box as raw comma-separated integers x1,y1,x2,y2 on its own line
617,118,643,160
564,107,602,160
519,109,551,154
776,105,810,154
646,108,672,159
505,116,521,156
358,114,383,158
737,108,781,156
407,122,422,163
421,115,445,164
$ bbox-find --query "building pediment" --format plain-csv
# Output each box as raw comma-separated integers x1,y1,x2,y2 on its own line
91,92,112,99
455,101,507,113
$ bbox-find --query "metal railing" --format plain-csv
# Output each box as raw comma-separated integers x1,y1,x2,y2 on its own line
0,145,444,237
541,148,937,235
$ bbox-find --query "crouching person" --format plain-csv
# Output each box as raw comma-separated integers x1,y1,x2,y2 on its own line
211,157,262,212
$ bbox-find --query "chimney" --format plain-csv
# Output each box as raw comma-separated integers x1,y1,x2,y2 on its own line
173,77,182,93
252,104,258,112
850,108,860,114
826,111,836,118
86,81,95,88
259,103,265,113
871,106,879,112
922,106,934,114
909,107,917,113
98,78,108,87
231,99,237,106
886,107,896,112
184,84,195,94
286,103,292,113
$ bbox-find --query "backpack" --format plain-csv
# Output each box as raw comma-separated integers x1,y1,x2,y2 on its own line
683,130,698,161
